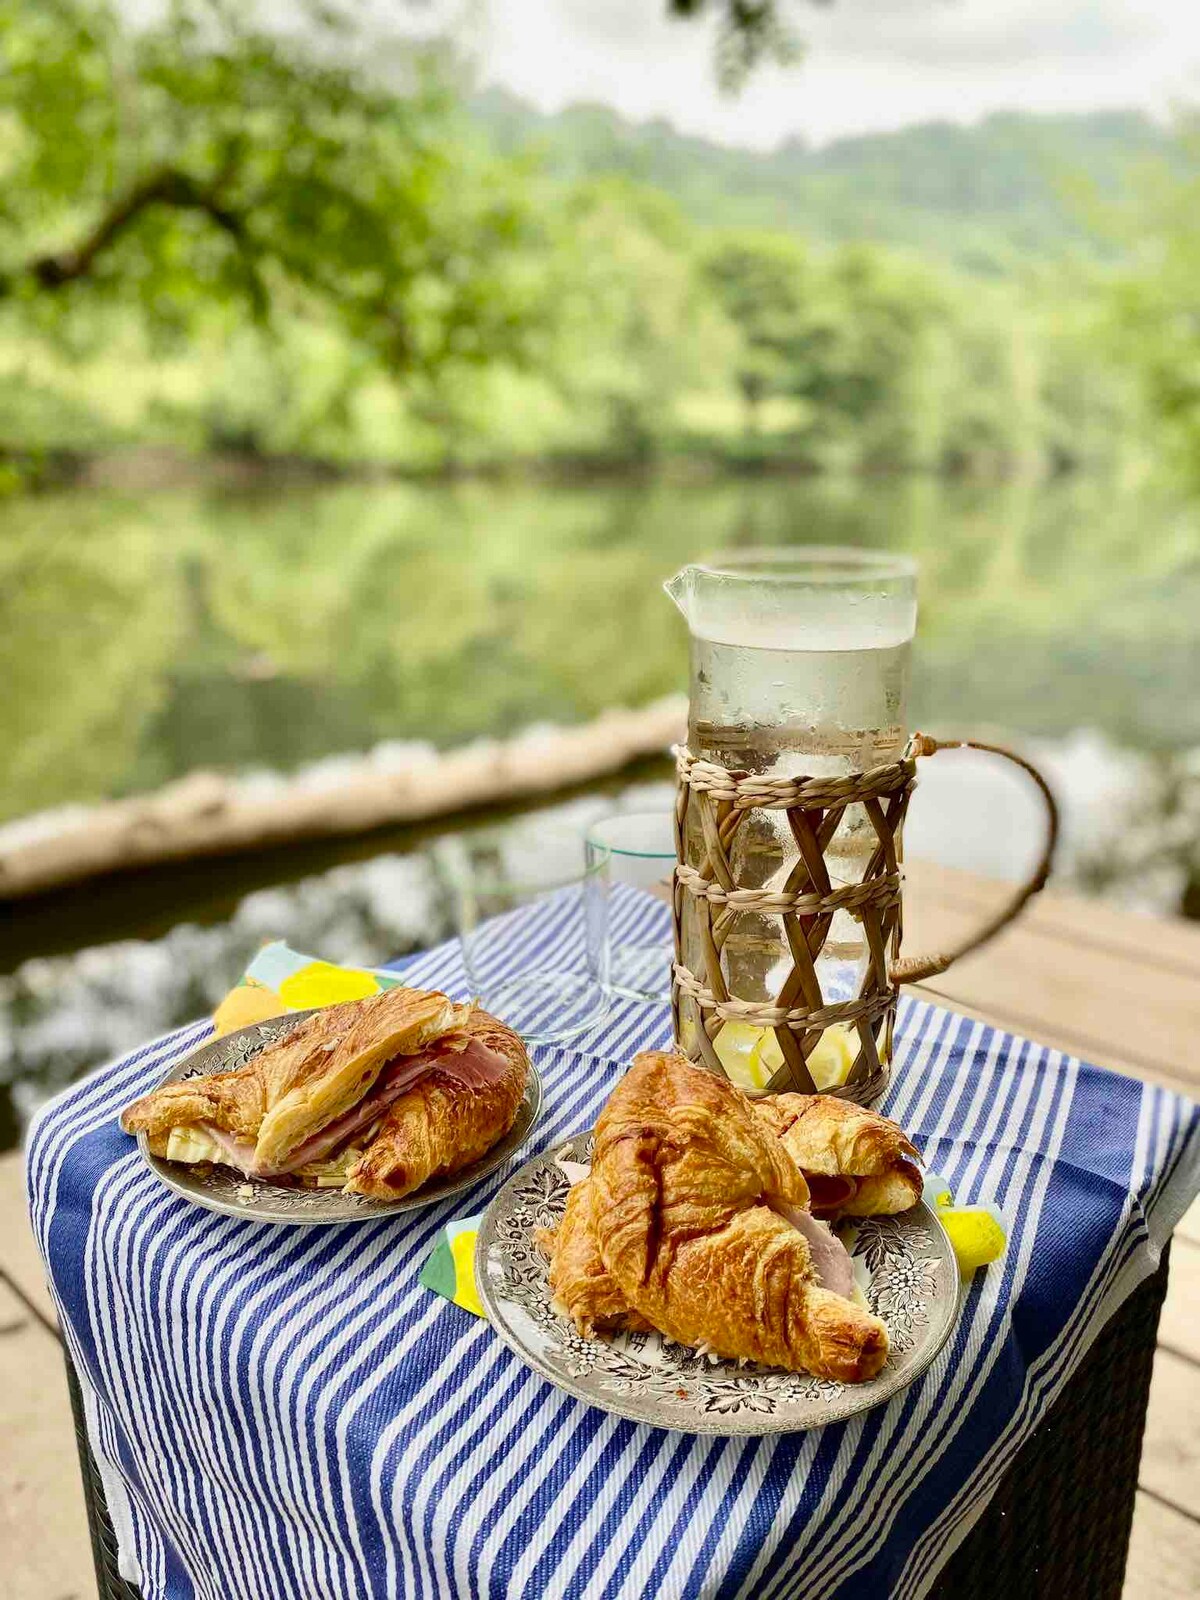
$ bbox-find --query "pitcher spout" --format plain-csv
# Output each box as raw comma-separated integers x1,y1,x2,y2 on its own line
662,565,696,623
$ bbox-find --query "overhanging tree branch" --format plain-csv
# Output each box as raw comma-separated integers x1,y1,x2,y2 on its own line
0,166,269,316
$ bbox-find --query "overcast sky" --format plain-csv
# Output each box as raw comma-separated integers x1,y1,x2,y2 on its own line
428,0,1200,149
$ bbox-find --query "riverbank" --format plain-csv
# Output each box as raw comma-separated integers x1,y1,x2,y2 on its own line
2,435,1078,497
0,700,685,900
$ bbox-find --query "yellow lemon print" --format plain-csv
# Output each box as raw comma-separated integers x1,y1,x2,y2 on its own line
449,1229,483,1316
940,1207,1007,1277
213,981,287,1037
278,961,381,1010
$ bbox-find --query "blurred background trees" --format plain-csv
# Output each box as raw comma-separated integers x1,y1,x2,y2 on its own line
1,0,1192,480
0,0,549,467
1106,112,1200,490
0,0,544,367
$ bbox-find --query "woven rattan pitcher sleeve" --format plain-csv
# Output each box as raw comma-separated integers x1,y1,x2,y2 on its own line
672,733,1059,1102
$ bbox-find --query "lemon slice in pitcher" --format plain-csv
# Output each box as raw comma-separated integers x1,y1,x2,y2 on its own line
756,1023,857,1091
713,1023,774,1091
714,1021,856,1093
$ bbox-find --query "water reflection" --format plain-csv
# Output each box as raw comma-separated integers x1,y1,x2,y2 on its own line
3,473,1199,823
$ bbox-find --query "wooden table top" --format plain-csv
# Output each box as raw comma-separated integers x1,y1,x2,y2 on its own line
905,859,1200,1105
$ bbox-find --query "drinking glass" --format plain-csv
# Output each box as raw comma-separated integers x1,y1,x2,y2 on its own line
437,824,609,1044
585,812,676,1004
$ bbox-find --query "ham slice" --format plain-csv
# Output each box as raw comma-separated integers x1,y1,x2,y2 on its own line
257,1034,512,1176
804,1174,859,1217
772,1200,856,1301
199,1125,259,1177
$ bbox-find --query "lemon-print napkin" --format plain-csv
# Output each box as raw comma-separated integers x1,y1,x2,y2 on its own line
420,1215,486,1315
212,941,406,1034
923,1172,1008,1277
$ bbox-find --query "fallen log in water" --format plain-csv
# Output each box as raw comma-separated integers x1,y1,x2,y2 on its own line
0,698,687,900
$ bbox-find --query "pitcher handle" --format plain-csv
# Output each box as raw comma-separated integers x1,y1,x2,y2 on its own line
889,734,1059,986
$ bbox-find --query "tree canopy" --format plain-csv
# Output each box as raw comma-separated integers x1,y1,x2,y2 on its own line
1107,114,1200,486
667,0,809,90
0,0,1179,482
0,0,545,377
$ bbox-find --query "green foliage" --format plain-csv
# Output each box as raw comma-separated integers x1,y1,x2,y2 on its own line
0,0,546,377
543,179,737,457
702,232,815,428
0,2,1170,479
474,93,1173,266
1105,117,1200,487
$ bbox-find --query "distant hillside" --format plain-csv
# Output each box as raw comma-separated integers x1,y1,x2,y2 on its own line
471,92,1170,268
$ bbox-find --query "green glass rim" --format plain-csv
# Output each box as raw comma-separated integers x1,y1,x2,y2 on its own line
585,814,676,860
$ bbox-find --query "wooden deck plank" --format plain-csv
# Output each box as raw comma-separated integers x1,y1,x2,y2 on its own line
903,917,1200,1084
1158,1236,1200,1366
0,1152,55,1329
904,864,1200,1094
1124,1491,1200,1599
0,1280,93,1600
1140,1346,1200,1520
910,860,1200,974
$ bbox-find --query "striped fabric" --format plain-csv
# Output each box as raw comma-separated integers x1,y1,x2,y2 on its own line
26,886,1200,1600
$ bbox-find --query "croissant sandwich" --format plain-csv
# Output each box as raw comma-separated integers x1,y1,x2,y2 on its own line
753,1093,922,1219
120,986,529,1201
540,1055,924,1383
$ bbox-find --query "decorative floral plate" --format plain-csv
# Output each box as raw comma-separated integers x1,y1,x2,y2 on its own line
475,1132,958,1435
135,1010,543,1225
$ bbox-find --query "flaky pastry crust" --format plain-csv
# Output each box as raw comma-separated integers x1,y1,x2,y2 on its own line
346,1016,527,1199
586,1055,889,1382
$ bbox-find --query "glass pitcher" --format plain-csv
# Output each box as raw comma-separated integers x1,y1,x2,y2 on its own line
665,548,919,1090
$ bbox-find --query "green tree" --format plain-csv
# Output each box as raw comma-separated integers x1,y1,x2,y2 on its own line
1106,116,1200,485
546,179,736,458
0,0,545,383
702,231,815,436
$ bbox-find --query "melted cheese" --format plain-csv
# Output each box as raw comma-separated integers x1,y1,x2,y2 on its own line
165,1125,226,1165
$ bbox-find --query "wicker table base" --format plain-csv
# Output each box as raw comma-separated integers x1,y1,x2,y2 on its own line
63,1250,1169,1600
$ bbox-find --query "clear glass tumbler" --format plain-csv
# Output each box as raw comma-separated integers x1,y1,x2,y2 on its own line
438,824,609,1044
585,812,676,1004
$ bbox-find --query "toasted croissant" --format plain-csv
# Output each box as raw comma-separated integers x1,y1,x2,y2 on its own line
535,1180,653,1338
121,986,474,1177
756,1094,922,1217
588,1054,889,1382
345,1016,528,1200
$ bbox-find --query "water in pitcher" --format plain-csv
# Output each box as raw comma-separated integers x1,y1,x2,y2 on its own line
668,550,917,1041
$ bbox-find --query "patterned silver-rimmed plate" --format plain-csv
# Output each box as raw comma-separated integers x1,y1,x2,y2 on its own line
135,1009,543,1225
476,1132,958,1434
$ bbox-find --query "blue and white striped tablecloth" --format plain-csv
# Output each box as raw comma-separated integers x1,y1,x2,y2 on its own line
26,887,1200,1600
